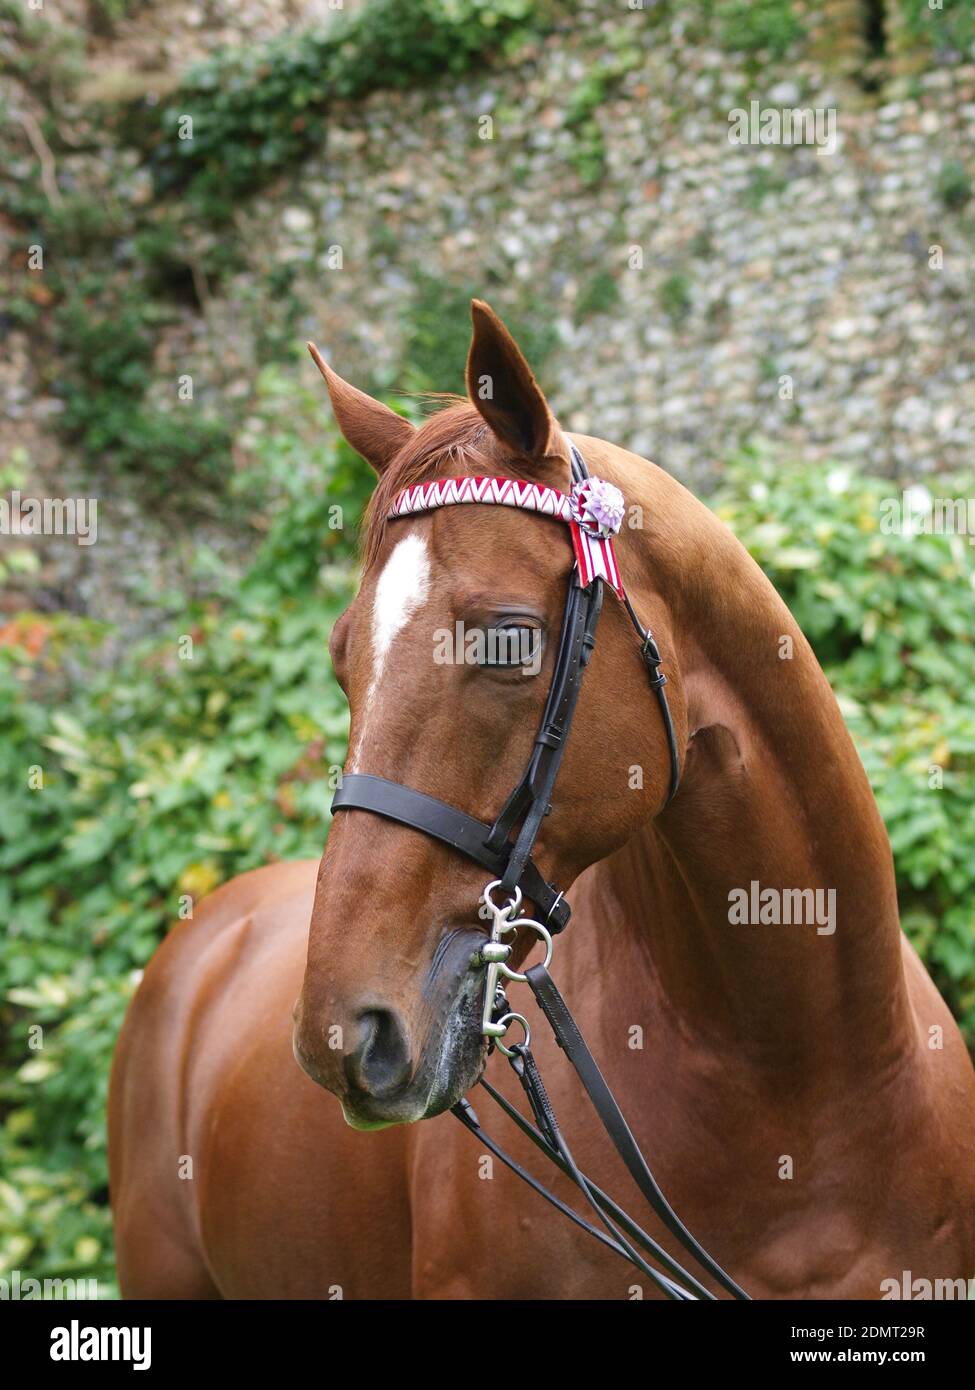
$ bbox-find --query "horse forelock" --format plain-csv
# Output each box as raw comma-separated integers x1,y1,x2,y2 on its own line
361,401,496,571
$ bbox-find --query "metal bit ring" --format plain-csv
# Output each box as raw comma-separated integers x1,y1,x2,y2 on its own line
481,879,522,918
498,918,554,983
493,1012,531,1058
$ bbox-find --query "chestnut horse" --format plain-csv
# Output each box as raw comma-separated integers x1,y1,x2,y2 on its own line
109,302,975,1299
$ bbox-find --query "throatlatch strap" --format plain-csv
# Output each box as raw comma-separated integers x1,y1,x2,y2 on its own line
331,773,571,932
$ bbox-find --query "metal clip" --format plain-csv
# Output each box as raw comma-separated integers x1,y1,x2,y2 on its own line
477,878,555,1048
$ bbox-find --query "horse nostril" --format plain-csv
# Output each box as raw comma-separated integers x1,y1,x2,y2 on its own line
346,1008,412,1098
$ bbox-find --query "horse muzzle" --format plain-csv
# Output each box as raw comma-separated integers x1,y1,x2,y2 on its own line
293,925,489,1128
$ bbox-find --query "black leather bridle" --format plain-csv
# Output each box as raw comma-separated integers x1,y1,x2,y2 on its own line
332,445,680,935
331,444,749,1301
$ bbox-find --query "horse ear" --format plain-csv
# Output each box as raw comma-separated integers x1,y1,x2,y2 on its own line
465,300,556,460
308,343,414,474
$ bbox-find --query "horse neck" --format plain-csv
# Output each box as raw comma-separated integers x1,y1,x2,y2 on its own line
583,451,913,1077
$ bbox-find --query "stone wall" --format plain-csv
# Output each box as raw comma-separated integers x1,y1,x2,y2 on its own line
3,0,975,633
251,1,975,486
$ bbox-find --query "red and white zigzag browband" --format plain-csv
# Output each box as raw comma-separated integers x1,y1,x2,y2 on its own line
387,474,626,596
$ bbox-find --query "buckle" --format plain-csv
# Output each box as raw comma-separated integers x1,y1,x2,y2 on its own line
641,633,668,689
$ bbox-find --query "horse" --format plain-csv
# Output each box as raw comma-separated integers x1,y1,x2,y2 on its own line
109,300,975,1299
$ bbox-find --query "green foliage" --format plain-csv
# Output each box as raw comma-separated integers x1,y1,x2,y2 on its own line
0,0,85,97
742,164,789,210
0,453,39,589
563,70,615,185
562,36,642,186
576,269,621,320
935,158,972,211
51,280,233,492
714,453,975,1038
708,0,805,57
88,0,148,36
659,270,692,324
401,274,483,395
136,0,553,207
5,152,242,499
898,0,975,54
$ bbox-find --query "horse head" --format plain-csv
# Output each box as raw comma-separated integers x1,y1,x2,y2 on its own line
293,301,686,1127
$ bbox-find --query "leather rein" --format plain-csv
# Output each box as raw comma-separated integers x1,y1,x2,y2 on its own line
331,444,749,1301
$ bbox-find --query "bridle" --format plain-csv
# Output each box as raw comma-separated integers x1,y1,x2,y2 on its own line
333,445,680,934
331,443,749,1301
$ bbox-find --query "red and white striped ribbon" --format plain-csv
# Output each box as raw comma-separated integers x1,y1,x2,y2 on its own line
387,475,625,596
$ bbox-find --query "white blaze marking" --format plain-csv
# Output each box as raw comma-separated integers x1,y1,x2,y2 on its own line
348,533,431,771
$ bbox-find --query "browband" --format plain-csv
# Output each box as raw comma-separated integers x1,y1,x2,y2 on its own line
388,472,625,594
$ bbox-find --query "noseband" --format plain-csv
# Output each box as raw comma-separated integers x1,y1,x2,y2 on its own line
331,443,748,1301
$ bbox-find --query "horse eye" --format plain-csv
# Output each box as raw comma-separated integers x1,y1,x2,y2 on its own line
480,625,541,670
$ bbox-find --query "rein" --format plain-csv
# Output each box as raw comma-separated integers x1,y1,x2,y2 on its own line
331,443,748,1300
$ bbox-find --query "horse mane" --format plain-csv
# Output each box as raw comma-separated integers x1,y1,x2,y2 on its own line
361,400,496,571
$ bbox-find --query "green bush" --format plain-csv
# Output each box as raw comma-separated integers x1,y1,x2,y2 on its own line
49,281,234,492
0,0,84,98
899,0,975,55
713,453,975,1037
575,269,621,320
935,158,971,211
659,270,693,324
0,375,372,1293
708,0,805,57
2,436,973,1292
